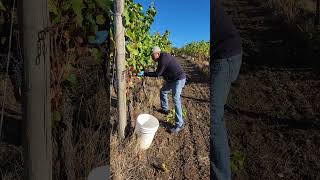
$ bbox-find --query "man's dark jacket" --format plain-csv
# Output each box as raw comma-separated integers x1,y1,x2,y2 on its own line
144,52,186,82
212,0,242,59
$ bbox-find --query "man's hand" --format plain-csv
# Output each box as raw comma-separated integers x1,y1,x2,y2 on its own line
138,71,144,77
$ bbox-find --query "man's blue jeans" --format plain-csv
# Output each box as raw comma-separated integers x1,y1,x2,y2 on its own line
160,78,186,127
210,53,242,180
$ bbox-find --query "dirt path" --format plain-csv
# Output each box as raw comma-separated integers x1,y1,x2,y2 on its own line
144,57,210,179
222,0,317,68
110,57,210,179
219,0,320,179
177,57,210,179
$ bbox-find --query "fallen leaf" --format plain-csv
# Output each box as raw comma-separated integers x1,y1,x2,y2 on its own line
160,163,168,172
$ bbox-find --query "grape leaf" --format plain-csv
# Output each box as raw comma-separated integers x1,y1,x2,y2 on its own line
96,15,105,25
72,0,83,26
48,0,58,15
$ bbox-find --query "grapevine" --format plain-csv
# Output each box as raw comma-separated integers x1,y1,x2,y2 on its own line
176,40,209,61
109,0,172,93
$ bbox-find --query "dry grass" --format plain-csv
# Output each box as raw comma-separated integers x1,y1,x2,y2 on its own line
266,0,316,23
1,60,111,179
0,144,23,180
190,59,209,77
110,135,142,180
0,75,21,113
110,77,162,180
52,64,110,180
270,0,302,22
301,0,317,13
0,73,23,180
53,90,110,179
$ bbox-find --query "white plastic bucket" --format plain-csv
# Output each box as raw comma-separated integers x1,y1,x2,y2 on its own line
136,114,159,150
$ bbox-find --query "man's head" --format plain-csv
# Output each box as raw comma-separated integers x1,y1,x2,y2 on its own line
151,46,161,61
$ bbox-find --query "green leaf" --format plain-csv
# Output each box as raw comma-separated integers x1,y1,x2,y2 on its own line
125,29,136,41
230,150,245,172
136,42,142,49
72,0,83,26
120,0,172,79
52,15,61,25
48,0,58,15
96,15,105,25
127,44,139,56
137,3,143,11
0,1,6,11
123,9,130,26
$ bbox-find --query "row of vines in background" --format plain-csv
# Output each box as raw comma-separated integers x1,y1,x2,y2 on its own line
174,41,210,77
175,41,210,61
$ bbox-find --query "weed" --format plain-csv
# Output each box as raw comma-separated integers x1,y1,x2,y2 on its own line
165,107,187,126
230,150,245,173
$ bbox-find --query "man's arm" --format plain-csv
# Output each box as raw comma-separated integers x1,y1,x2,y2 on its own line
144,59,167,77
144,71,157,77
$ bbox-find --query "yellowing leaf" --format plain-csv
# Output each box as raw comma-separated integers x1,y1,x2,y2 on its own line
160,163,168,172
48,0,58,15
126,44,139,56
96,14,105,25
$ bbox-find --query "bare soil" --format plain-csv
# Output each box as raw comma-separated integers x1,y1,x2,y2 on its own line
222,0,320,179
110,57,210,180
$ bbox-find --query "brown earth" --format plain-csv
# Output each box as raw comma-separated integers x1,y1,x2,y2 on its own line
222,0,320,179
110,57,210,180
226,67,320,180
